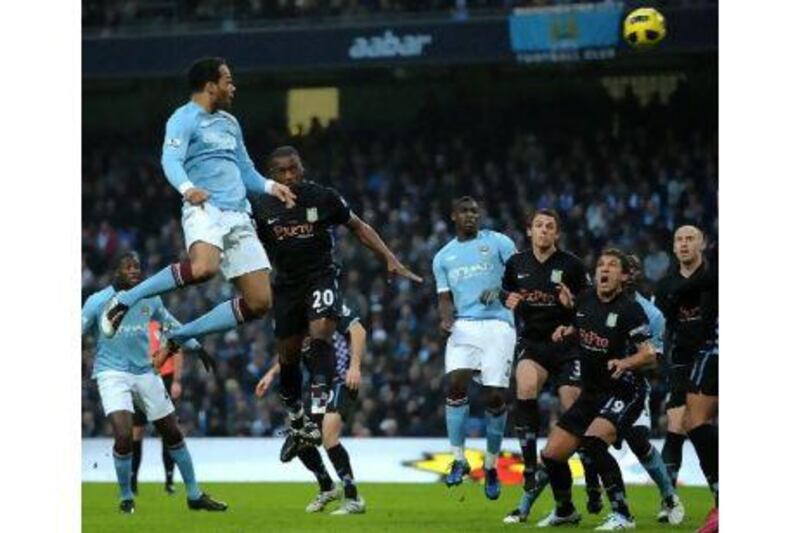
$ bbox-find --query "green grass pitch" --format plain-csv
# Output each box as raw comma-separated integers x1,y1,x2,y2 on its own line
83,482,713,532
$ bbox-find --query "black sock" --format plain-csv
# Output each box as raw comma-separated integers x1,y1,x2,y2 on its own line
297,446,334,492
161,440,175,482
583,437,631,519
661,431,685,488
542,456,575,517
514,398,539,492
688,424,718,505
280,359,304,423
625,426,653,461
526,462,551,503
327,443,357,499
578,447,602,496
131,439,142,483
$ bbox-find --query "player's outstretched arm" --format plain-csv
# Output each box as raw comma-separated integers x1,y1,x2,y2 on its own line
255,361,281,398
346,215,422,282
346,322,367,391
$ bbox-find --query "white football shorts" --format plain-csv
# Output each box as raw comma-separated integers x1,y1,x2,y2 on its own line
182,202,271,280
96,370,174,422
445,319,516,388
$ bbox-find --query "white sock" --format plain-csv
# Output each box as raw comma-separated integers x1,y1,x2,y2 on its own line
452,446,465,462
484,452,498,470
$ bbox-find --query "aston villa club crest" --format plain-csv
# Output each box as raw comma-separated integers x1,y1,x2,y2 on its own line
606,312,618,328
550,269,563,284
306,207,319,223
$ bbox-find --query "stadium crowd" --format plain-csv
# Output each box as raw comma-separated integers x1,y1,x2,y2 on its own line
82,0,710,33
82,88,717,441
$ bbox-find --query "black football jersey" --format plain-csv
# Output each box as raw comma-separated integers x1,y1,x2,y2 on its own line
655,259,716,365
251,180,353,286
502,248,591,341
575,291,652,393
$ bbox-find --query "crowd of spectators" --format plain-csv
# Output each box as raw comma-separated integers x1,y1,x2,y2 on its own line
82,0,692,34
81,86,717,442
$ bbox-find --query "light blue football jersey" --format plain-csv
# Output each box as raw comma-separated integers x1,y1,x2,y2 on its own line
161,101,270,212
635,291,666,355
432,230,516,325
81,286,184,377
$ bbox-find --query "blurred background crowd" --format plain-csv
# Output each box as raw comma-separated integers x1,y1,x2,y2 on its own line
82,80,718,440
83,0,653,34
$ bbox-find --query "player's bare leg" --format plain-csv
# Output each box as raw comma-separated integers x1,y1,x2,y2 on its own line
583,418,636,530
444,368,473,486
152,414,227,511
108,411,136,513
559,384,602,514
231,268,273,316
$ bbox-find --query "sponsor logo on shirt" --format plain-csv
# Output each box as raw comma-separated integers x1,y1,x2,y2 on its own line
519,288,556,306
579,329,610,351
448,262,494,284
201,131,236,151
273,223,315,240
678,305,702,322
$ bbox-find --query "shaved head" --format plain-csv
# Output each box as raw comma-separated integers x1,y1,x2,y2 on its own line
675,225,704,241
673,225,705,268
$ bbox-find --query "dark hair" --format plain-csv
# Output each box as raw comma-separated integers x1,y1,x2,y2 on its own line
269,145,300,162
599,248,631,273
529,208,561,231
113,251,140,271
451,195,479,212
187,57,227,92
626,253,643,284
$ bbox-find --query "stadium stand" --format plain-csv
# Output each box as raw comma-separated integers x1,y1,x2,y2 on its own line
81,83,717,439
